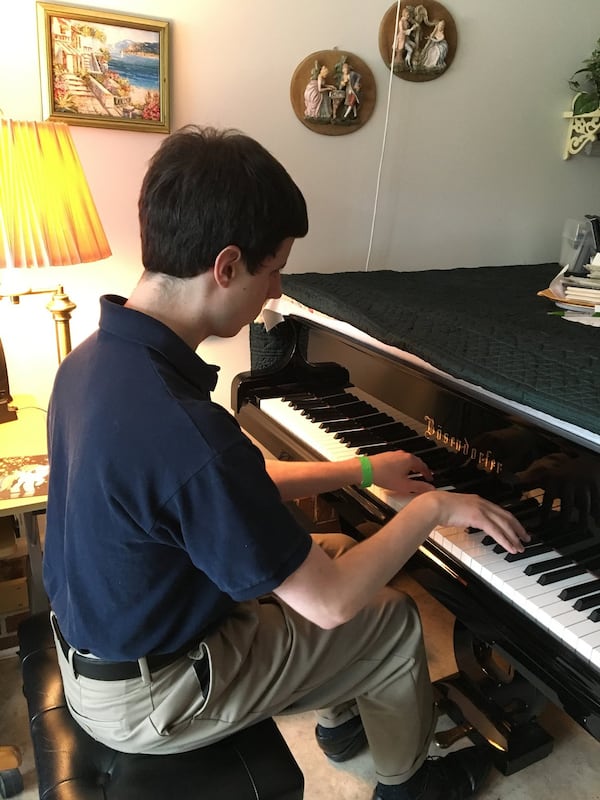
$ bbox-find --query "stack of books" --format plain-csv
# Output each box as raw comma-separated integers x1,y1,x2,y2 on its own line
538,220,600,325
563,256,600,309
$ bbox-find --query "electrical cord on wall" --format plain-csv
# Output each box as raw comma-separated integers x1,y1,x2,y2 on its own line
364,0,402,271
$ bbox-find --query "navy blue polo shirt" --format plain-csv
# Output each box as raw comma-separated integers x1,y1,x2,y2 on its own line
43,295,311,661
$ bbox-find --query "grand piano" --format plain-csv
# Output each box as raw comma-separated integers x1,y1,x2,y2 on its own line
232,263,600,774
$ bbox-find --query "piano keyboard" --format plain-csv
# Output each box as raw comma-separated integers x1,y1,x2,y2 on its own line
258,386,600,673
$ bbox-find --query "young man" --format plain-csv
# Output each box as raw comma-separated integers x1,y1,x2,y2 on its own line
43,126,528,800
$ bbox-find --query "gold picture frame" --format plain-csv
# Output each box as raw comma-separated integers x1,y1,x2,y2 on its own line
37,2,170,133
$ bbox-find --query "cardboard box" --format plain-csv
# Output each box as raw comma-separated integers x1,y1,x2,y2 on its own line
0,577,29,613
0,517,17,557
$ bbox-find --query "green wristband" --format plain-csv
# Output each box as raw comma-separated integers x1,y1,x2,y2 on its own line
358,455,373,489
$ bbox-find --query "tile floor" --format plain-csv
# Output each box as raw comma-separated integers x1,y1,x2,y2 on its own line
1,573,599,799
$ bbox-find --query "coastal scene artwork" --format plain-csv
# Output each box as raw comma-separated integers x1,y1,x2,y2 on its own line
37,3,170,132
290,49,376,136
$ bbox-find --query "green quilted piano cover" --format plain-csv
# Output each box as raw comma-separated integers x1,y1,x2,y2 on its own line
280,264,599,436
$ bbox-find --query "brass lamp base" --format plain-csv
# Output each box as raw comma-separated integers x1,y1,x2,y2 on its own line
46,285,76,363
1,284,76,365
0,284,75,422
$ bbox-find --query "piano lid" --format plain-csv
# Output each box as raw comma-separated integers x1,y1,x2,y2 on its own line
261,265,600,450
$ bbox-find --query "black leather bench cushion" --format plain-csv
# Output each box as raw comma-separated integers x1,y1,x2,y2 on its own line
19,614,304,800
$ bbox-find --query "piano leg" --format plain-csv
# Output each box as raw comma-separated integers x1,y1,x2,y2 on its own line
434,620,554,776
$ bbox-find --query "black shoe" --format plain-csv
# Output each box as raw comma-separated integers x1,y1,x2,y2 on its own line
315,716,368,762
372,746,492,800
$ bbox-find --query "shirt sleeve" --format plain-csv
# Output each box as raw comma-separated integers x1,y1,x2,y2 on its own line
159,438,313,600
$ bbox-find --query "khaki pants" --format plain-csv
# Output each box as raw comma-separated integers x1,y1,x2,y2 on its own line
54,534,436,786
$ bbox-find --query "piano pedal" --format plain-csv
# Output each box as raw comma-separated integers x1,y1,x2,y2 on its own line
434,676,553,775
434,722,474,749
0,746,21,772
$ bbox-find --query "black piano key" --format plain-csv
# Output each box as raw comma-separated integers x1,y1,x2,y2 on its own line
356,443,397,456
412,443,448,466
446,476,502,495
304,401,378,422
467,496,541,539
432,462,482,478
574,592,600,611
588,608,600,623
346,434,409,449
322,413,394,432
279,391,316,402
432,471,465,488
525,555,575,576
513,505,542,523
538,564,588,585
526,525,591,550
502,542,554,560
525,539,600,577
559,578,600,601
305,392,359,404
291,393,359,410
433,461,480,479
427,451,467,471
502,497,541,515
561,542,600,561
357,436,438,456
522,515,560,540
336,421,416,445
536,553,600,586
434,466,501,491
486,532,555,560
281,390,345,402
408,440,457,456
477,483,518,503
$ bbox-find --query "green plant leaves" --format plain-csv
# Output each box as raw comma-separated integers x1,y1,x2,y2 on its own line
573,91,600,115
569,37,600,114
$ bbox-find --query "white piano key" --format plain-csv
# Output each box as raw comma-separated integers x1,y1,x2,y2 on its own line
513,571,591,600
429,526,600,662
562,618,600,656
546,606,590,638
578,629,600,668
260,397,359,461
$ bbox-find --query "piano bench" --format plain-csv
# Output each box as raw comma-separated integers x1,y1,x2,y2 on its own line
17,613,305,800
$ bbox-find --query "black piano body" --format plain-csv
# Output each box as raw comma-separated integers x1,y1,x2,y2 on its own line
232,264,600,773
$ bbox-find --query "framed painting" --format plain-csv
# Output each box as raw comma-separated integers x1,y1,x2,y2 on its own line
37,3,170,133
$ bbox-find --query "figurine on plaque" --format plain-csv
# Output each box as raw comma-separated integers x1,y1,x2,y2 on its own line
291,49,375,136
337,57,362,121
379,2,457,82
303,62,337,120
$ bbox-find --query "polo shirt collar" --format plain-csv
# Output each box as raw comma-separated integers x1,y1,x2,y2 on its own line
99,294,219,393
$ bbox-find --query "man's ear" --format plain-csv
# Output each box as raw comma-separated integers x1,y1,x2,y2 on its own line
213,245,243,288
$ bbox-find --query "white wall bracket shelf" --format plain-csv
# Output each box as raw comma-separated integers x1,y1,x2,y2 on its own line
563,95,600,159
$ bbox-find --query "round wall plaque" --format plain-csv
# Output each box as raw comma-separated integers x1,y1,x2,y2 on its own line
379,2,457,82
290,49,376,136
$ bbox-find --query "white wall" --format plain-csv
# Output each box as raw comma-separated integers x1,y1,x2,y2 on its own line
1,1,600,410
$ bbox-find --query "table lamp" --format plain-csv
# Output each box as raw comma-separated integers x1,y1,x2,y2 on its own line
0,118,111,422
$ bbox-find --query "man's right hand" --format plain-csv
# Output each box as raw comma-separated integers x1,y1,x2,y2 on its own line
430,491,530,555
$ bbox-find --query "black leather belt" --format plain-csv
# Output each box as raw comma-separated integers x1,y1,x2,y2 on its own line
52,617,196,681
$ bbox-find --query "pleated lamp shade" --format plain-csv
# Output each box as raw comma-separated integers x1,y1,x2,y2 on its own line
0,119,111,268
